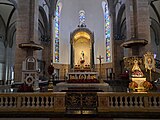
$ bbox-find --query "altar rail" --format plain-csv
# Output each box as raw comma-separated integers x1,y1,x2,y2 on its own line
98,92,160,112
0,79,12,85
0,92,66,112
0,92,160,113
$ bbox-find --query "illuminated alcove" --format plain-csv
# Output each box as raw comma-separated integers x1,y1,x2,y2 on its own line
70,27,95,71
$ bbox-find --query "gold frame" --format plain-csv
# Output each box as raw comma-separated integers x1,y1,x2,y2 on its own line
144,52,155,71
144,51,155,81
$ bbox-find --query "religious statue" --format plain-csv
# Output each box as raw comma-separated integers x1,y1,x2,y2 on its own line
131,60,144,77
48,60,54,75
81,51,84,60
80,51,85,68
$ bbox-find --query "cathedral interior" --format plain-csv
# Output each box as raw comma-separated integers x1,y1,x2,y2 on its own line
0,0,160,119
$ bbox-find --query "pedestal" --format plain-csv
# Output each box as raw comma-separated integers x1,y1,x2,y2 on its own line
131,77,146,91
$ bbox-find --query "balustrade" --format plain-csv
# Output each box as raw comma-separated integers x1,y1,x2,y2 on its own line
98,92,160,112
0,92,66,112
0,92,160,113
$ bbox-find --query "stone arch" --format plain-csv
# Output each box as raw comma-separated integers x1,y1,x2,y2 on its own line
150,18,160,46
0,0,17,81
0,15,6,46
8,21,16,48
8,0,17,8
39,6,49,36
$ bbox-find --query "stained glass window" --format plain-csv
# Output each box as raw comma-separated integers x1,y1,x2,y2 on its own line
54,2,62,62
79,10,86,27
103,2,111,62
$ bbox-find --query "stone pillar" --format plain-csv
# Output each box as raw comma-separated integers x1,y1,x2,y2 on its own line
125,0,136,56
14,0,39,82
31,0,39,58
125,0,135,40
14,1,30,82
43,6,54,77
136,0,151,55
125,0,150,56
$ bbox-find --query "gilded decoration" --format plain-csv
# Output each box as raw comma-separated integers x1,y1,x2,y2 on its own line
144,52,156,81
144,52,155,71
126,52,155,92
66,92,97,110
124,57,146,92
123,57,143,71
73,31,90,41
70,27,94,45
131,60,144,77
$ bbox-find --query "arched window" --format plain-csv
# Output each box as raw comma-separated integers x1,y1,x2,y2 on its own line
102,1,111,62
54,2,62,62
78,10,86,27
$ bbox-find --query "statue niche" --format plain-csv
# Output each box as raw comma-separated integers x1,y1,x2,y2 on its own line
70,28,94,71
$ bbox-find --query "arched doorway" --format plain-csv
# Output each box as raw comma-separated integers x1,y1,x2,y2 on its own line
70,27,94,71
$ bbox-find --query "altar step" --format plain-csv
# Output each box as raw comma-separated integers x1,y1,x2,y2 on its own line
55,82,109,92
61,90,103,92
61,87,103,92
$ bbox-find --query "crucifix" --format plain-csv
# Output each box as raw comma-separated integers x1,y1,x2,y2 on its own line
97,55,104,83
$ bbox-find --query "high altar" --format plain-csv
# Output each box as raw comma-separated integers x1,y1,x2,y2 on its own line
56,27,109,91
68,27,98,83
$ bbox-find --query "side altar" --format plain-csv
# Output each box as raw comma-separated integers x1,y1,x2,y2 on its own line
126,53,154,92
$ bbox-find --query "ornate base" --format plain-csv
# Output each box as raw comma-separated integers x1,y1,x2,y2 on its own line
131,77,146,90
135,88,147,92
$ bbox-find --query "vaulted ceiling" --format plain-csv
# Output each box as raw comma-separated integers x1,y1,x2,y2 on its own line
0,0,15,28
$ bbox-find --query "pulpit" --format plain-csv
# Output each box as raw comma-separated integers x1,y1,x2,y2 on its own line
22,56,39,90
